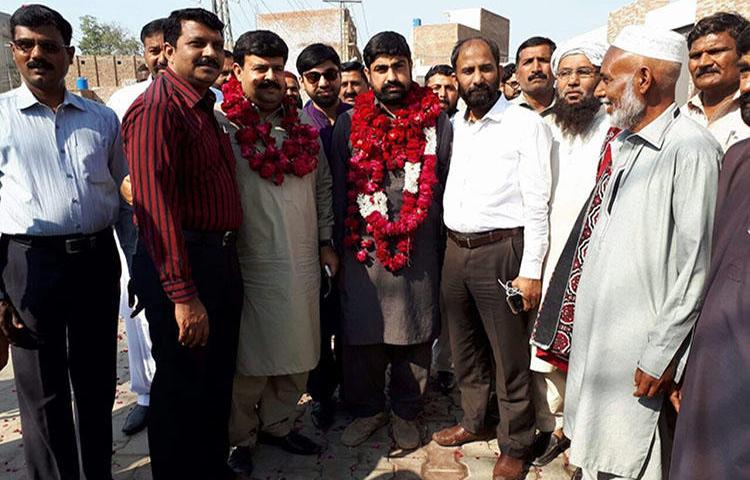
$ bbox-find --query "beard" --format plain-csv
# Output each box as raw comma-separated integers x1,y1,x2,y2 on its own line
374,80,408,105
462,78,500,110
311,91,338,108
741,91,750,127
552,93,602,136
608,81,646,130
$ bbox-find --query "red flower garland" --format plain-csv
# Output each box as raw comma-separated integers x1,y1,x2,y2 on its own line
344,84,442,272
221,76,320,185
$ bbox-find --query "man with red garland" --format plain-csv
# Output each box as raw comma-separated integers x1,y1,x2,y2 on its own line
329,31,453,450
215,30,336,477
432,37,553,480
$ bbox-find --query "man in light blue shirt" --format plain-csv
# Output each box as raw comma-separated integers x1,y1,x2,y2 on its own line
0,5,127,480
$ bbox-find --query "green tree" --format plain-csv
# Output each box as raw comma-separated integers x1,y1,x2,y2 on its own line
77,15,141,55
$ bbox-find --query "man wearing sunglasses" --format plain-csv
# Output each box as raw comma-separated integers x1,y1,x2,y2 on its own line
0,5,128,479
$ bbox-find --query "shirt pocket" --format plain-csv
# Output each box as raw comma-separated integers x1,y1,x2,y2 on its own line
75,129,113,185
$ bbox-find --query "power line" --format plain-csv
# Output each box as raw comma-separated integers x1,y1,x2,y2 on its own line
359,1,370,39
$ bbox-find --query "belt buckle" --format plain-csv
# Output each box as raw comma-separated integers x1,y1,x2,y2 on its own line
65,236,96,254
221,231,232,247
465,236,472,249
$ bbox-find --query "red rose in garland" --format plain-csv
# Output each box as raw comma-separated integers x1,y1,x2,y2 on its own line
344,84,442,272
221,76,320,185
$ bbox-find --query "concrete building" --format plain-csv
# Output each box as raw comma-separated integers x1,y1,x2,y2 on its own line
1,11,21,94
412,8,510,81
257,8,361,75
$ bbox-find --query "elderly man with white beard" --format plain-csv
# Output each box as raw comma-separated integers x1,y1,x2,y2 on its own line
553,26,721,480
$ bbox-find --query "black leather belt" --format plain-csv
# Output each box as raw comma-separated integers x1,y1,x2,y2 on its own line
7,228,112,254
183,229,237,247
448,227,523,249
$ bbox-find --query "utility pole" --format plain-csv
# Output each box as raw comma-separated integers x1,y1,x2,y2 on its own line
323,0,361,62
212,0,234,48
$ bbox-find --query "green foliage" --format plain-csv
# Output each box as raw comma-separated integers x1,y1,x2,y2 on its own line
78,15,141,55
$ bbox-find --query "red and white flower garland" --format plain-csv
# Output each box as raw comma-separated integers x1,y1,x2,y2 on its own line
221,76,320,185
343,85,441,272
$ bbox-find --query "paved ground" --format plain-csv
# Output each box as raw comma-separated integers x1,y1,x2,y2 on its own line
0,320,574,479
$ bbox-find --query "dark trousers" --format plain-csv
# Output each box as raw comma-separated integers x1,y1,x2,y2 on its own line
343,342,431,420
307,278,343,403
441,233,535,458
1,232,120,480
131,237,242,480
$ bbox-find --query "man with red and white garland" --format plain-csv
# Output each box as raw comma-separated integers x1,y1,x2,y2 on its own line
215,30,337,476
432,37,552,480
330,31,453,450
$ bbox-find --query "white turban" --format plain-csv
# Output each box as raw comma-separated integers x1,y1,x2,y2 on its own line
551,39,609,73
611,24,687,64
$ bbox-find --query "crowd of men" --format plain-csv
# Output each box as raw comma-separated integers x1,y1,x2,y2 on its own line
1,3,749,480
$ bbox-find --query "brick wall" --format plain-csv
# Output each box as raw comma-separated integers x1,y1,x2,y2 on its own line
608,0,670,41
696,0,750,19
65,55,145,91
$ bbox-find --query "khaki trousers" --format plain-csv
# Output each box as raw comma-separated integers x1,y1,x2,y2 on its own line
229,372,308,448
531,369,566,433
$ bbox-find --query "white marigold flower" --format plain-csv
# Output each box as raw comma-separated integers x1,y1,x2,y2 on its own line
423,127,437,155
357,192,388,217
403,162,421,194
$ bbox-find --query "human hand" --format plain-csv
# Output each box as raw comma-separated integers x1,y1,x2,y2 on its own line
320,245,340,277
174,297,209,348
0,300,25,345
633,363,675,398
120,175,133,205
669,384,682,412
511,277,542,311
0,332,8,372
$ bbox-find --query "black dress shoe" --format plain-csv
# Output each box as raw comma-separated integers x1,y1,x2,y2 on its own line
532,432,571,466
122,405,149,436
571,467,583,480
312,400,336,430
227,446,254,476
258,431,323,455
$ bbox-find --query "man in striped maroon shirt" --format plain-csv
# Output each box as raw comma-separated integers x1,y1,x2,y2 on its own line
122,8,242,480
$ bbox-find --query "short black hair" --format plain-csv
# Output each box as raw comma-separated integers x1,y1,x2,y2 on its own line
233,30,288,67
163,8,224,47
10,4,72,45
341,60,365,75
737,26,750,56
688,12,750,48
424,64,454,84
450,37,501,70
223,49,234,58
296,43,341,75
502,63,516,83
515,36,556,64
140,18,166,43
363,31,411,68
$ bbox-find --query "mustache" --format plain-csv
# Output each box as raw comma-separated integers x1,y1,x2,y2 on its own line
528,72,548,81
155,62,168,71
467,83,493,96
383,80,406,90
343,91,357,98
258,79,281,90
695,66,720,77
26,59,54,70
194,57,220,69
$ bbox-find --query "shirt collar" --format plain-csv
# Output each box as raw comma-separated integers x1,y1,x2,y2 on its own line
462,94,510,124
625,103,680,149
16,81,86,112
686,90,741,116
512,91,555,115
164,67,210,108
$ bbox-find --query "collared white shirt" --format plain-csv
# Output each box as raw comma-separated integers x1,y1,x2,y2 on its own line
0,82,127,235
680,91,750,152
511,91,555,117
444,95,552,279
106,77,152,121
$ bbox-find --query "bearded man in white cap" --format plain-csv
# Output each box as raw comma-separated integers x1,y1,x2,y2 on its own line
560,25,721,479
528,38,611,468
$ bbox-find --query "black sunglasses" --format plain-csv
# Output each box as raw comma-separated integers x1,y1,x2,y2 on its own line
10,39,68,55
303,68,339,83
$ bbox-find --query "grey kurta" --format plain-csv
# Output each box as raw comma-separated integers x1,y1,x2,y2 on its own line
564,105,721,478
330,109,453,346
217,107,333,376
670,138,750,480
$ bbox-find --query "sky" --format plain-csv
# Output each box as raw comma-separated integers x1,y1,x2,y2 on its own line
2,0,630,54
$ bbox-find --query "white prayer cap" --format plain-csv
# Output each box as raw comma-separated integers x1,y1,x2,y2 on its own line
611,25,687,64
551,39,609,72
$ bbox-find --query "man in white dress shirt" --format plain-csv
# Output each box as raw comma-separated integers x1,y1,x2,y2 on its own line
432,36,552,480
105,17,167,436
530,39,611,468
682,12,750,152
